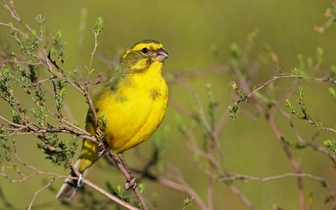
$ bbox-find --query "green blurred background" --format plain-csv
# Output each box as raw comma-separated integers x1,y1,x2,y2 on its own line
1,0,336,209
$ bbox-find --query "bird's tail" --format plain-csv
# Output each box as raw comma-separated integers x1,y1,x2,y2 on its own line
55,159,89,200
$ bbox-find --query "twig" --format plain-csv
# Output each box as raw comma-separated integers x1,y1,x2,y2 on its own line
87,29,99,79
237,73,336,104
180,81,213,135
228,185,256,210
27,179,54,210
275,103,336,166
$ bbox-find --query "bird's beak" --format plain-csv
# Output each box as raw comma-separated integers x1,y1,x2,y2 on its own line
154,48,169,62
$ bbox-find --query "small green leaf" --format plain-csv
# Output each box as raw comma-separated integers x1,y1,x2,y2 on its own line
94,17,105,35
324,139,336,155
228,102,239,120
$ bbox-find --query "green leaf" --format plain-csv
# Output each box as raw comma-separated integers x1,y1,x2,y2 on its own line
228,102,239,120
94,17,105,35
323,139,336,155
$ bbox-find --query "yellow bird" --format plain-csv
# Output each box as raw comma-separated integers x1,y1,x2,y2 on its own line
56,40,169,199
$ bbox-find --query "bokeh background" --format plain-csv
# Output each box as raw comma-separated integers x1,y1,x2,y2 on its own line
1,0,336,209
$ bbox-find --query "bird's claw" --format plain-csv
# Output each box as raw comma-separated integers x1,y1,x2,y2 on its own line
124,176,137,190
97,140,110,158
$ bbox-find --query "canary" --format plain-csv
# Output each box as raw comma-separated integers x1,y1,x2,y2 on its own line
56,40,169,199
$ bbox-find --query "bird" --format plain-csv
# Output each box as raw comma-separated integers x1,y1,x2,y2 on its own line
56,40,169,200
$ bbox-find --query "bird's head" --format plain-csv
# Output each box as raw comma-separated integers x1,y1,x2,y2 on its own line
120,40,169,73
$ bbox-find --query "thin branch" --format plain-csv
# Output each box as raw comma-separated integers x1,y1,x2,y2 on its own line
28,179,54,210
237,73,336,104
220,172,335,201
275,103,336,166
180,81,213,135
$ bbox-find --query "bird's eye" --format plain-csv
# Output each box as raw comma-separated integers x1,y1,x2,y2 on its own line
142,48,148,53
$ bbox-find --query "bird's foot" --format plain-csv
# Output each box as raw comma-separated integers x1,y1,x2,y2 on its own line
97,140,110,159
124,176,137,190
76,173,84,190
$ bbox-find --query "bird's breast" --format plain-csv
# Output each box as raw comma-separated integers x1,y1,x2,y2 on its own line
96,70,168,153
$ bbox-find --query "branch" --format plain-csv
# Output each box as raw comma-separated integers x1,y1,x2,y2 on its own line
220,172,335,202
